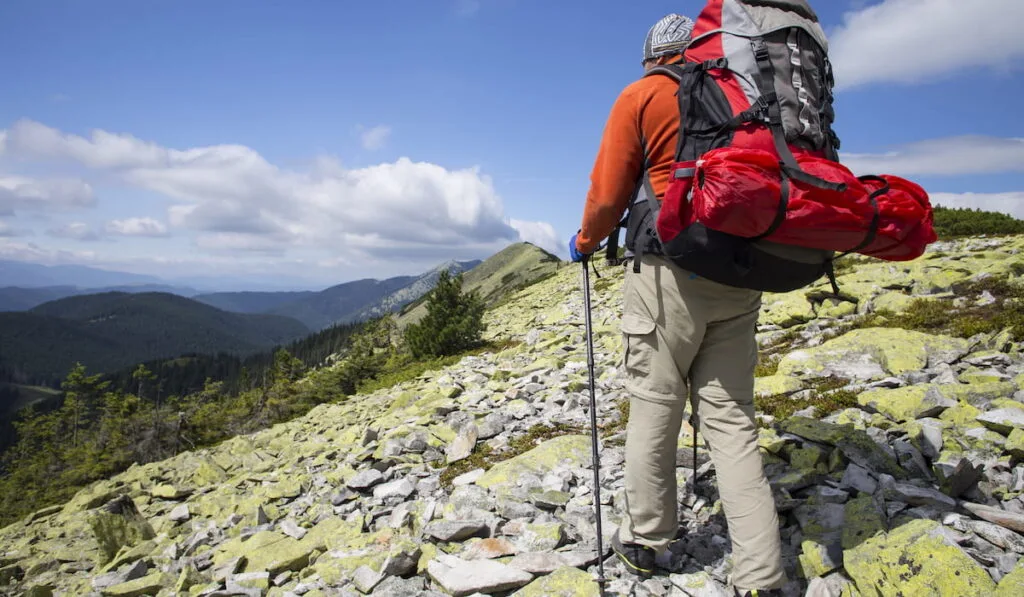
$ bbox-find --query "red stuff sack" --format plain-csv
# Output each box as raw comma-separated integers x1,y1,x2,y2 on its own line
682,147,936,261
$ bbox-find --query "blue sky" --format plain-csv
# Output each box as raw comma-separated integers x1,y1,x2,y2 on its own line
1,0,1023,289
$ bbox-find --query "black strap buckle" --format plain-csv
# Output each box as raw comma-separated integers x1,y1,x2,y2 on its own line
701,57,728,70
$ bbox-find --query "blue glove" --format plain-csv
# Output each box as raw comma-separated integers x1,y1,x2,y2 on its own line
569,232,590,263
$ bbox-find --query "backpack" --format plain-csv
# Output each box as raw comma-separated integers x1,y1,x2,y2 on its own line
609,0,936,294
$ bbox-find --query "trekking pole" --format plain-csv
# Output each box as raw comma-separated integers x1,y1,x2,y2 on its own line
581,256,609,591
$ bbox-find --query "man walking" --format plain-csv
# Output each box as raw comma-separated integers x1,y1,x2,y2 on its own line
568,13,787,597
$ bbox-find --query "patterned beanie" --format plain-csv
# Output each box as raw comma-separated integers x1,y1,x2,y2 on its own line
642,13,695,64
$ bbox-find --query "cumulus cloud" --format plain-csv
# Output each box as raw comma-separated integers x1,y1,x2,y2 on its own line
47,222,101,242
0,174,95,215
829,0,1024,90
360,125,391,151
841,135,1024,177
929,192,1024,220
509,219,561,256
0,119,556,264
105,217,169,237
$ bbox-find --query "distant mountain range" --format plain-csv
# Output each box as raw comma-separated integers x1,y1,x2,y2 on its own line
1,292,311,384
0,260,168,289
0,244,558,390
1,259,484,331
191,259,481,331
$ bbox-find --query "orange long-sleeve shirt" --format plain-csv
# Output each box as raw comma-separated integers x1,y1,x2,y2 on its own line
576,66,682,255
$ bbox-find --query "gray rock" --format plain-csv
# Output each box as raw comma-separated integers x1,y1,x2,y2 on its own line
878,475,957,510
452,469,485,486
353,565,384,593
382,547,421,577
966,520,1024,553
894,440,932,479
424,520,488,542
447,424,479,463
476,414,507,441
373,478,415,501
917,419,945,460
930,364,960,385
996,553,1020,575
403,432,429,453
348,469,385,491
91,559,147,590
977,409,1024,435
504,550,597,574
280,519,307,540
804,572,860,597
371,575,428,596
806,486,850,504
841,463,878,495
169,504,191,523
935,458,984,498
426,554,533,597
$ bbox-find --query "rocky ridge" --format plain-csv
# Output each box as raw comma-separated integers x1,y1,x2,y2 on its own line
2,236,1024,596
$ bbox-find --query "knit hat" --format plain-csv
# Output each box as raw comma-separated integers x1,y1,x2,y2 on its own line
642,13,695,64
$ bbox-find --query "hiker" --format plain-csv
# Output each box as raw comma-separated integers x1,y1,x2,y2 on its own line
568,12,787,597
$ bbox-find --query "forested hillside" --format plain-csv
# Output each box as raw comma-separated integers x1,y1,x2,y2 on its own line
0,292,309,385
933,205,1024,239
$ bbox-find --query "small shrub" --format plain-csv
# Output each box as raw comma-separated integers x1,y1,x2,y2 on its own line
755,354,781,377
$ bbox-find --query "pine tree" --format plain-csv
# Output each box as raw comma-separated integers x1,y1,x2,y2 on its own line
403,270,487,359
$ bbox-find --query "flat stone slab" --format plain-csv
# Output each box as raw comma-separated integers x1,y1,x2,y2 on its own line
426,554,533,597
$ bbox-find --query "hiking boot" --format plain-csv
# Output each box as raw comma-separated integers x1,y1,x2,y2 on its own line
734,589,783,597
611,530,656,579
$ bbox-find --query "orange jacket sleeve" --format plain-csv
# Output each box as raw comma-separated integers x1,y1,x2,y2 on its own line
575,87,645,255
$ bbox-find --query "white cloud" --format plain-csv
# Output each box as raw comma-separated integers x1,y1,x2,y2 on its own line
0,119,556,265
829,0,1024,90
360,125,392,151
929,192,1024,220
0,239,96,264
509,219,561,256
47,221,101,242
841,135,1024,177
105,217,169,237
0,174,95,215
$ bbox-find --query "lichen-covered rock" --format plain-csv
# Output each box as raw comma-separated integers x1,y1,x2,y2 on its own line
476,435,592,495
857,385,956,422
844,518,996,596
212,531,313,575
755,375,804,399
841,496,886,549
779,417,907,479
996,559,1024,596
777,328,969,381
511,565,601,596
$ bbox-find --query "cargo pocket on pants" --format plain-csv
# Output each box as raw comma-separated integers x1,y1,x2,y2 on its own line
622,311,657,378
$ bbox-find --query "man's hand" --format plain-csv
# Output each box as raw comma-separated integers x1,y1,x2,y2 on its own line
569,232,591,263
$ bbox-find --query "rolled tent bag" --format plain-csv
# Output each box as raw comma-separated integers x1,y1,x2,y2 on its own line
682,147,937,261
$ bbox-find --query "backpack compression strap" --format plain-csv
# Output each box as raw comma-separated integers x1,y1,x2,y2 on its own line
751,39,846,194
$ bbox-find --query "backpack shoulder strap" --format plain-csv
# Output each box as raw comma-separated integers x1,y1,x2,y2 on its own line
643,64,686,82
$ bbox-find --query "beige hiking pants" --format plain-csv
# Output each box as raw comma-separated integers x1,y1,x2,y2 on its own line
617,254,786,591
